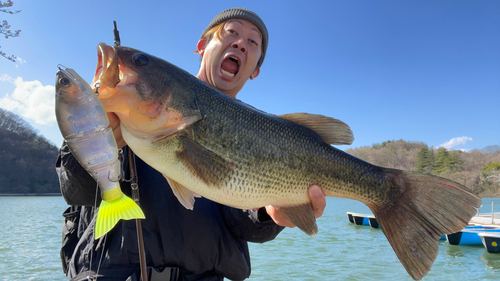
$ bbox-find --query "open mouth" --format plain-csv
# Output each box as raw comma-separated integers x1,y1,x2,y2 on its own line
221,56,240,78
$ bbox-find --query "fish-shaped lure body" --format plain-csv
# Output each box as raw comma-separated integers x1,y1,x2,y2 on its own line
55,65,145,239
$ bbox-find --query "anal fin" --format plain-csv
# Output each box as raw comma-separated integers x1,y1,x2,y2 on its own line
278,203,318,237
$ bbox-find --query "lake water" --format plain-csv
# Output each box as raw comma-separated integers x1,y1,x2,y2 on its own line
1,196,499,281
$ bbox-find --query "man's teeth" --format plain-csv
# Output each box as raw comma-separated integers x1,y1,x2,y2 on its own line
222,69,235,77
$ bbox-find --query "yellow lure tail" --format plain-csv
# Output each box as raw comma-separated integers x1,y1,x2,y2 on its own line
94,193,145,239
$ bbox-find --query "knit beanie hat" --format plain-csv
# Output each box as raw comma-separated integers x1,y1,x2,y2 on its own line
201,8,268,69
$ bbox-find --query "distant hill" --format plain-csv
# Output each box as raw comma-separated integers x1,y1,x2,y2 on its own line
0,109,60,195
482,145,500,153
346,140,500,198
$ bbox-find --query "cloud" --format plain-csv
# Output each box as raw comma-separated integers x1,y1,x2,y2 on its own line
0,75,56,125
15,56,26,63
0,74,14,82
15,56,26,68
438,136,473,150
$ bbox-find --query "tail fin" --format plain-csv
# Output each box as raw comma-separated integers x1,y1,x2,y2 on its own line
372,168,481,280
95,194,145,239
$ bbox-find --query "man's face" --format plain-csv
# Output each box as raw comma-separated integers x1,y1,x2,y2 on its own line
197,19,262,98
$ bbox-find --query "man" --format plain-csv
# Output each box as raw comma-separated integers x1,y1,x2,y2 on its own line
57,8,326,281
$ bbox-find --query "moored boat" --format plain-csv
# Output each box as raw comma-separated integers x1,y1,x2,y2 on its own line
440,225,486,240
479,232,500,253
446,227,500,246
367,215,379,228
346,212,378,227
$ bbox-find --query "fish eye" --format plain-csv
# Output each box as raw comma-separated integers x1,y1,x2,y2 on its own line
132,54,149,66
59,77,71,87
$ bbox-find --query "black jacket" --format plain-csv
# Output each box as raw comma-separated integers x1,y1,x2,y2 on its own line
57,143,284,281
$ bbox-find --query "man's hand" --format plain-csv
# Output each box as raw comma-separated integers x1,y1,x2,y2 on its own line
107,112,126,149
265,185,326,228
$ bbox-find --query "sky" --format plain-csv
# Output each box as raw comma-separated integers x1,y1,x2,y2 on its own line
0,0,498,151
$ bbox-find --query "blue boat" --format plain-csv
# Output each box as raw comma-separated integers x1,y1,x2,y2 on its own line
479,232,500,253
440,225,488,240
367,215,379,228
446,226,500,246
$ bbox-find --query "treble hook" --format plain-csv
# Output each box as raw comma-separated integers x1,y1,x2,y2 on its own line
117,148,131,182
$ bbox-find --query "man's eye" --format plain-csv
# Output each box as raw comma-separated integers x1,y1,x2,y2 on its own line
249,39,258,46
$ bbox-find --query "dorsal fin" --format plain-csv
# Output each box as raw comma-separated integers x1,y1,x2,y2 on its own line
279,113,354,145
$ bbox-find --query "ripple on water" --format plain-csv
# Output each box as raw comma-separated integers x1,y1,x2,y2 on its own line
2,197,500,281
0,196,67,281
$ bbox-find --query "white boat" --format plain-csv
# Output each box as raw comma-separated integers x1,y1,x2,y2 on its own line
346,212,378,228
478,232,500,253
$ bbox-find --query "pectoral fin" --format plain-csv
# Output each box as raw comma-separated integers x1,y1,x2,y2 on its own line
279,113,354,145
278,203,318,237
164,175,196,210
176,136,231,186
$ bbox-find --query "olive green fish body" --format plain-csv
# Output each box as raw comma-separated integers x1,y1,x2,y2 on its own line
93,43,481,280
188,88,389,208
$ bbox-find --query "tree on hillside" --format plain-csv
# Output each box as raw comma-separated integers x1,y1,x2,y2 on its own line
415,147,434,174
482,162,500,179
483,145,500,153
0,108,59,194
346,141,500,197
0,0,21,62
433,147,464,175
0,108,36,139
478,162,500,195
347,140,427,171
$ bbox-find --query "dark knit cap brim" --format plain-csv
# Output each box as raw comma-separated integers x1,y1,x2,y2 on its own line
201,8,268,69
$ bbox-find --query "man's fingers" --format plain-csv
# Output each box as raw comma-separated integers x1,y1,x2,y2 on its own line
266,185,326,228
265,205,295,228
308,185,326,218
107,112,126,148
107,112,120,129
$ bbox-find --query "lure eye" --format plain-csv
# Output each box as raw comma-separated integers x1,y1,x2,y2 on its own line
59,77,71,87
132,54,149,66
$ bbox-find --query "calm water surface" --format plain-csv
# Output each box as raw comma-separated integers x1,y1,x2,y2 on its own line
1,196,499,281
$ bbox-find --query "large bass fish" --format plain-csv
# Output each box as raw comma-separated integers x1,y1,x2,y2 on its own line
90,43,480,280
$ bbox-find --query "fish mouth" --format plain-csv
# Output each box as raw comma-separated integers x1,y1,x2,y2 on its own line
92,43,136,97
91,43,162,120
